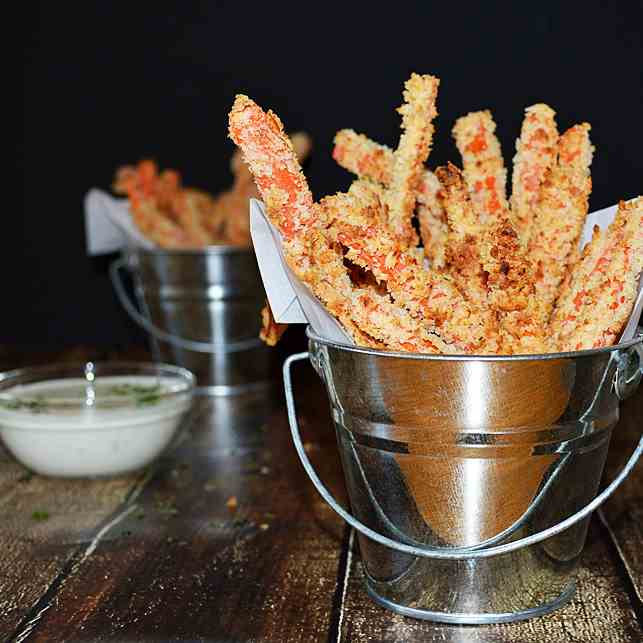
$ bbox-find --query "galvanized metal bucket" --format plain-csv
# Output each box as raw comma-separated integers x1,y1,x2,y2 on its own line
110,247,270,395
284,327,643,624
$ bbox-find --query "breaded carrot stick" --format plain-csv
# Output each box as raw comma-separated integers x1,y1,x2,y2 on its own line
528,124,594,318
385,74,440,246
436,164,544,353
511,104,559,244
416,170,449,268
452,110,508,224
323,183,496,353
332,129,447,266
260,302,288,346
228,95,316,243
435,164,487,306
333,130,394,184
128,196,192,248
550,197,643,351
228,94,436,351
172,190,216,246
480,218,547,354
114,161,194,248
229,97,367,341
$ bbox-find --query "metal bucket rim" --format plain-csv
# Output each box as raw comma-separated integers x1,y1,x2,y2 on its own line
126,245,254,259
306,325,643,362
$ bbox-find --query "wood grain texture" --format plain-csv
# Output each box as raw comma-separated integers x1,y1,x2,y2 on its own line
0,452,142,639
340,522,642,642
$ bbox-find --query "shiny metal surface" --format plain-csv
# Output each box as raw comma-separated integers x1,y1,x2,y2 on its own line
291,327,643,622
114,247,270,393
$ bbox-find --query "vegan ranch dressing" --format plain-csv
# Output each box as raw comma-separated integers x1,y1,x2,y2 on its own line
0,376,191,477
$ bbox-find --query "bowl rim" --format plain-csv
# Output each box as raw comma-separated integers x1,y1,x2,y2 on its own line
0,361,196,412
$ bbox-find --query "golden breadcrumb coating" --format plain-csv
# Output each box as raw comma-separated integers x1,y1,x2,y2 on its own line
481,219,547,354
550,197,642,351
173,190,215,247
129,197,193,248
229,87,639,358
228,95,316,242
323,182,496,353
229,95,438,351
528,124,594,319
332,129,447,266
452,110,508,223
417,171,450,268
385,74,440,246
333,129,395,184
113,161,196,248
218,131,311,247
259,303,288,346
511,104,559,245
435,164,488,306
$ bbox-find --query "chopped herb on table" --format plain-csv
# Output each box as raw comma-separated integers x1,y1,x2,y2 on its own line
155,498,179,516
32,510,49,521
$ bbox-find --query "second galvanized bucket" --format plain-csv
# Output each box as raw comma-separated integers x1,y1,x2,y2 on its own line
111,247,270,394
284,327,643,623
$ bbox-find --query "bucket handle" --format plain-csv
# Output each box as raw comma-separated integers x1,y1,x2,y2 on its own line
284,352,643,560
110,257,263,354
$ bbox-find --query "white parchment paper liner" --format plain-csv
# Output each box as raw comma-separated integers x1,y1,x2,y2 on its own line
84,189,154,254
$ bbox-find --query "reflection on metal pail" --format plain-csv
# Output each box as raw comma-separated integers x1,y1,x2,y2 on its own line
111,247,270,395
285,327,643,623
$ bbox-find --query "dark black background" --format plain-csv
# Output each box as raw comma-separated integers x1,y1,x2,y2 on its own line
17,2,642,348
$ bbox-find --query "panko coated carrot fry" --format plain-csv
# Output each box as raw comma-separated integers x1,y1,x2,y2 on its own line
511,104,559,244
332,129,447,266
306,228,445,353
436,162,545,353
452,110,507,223
333,129,395,184
173,190,217,246
114,160,194,248
113,160,163,199
228,95,317,243
435,164,487,306
260,302,288,346
528,124,594,318
323,183,495,353
228,98,362,340
128,196,192,248
228,95,435,350
550,197,643,351
480,218,547,354
416,170,449,268
385,74,440,246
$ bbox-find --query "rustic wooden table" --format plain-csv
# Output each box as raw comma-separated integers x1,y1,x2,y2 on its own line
0,346,641,642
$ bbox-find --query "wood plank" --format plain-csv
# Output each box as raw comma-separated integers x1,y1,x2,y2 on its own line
339,520,642,642
24,378,348,642
0,449,143,639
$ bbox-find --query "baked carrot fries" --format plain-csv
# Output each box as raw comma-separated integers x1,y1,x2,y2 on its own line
228,74,642,354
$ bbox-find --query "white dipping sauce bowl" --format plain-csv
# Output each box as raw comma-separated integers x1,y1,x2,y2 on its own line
0,362,195,477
